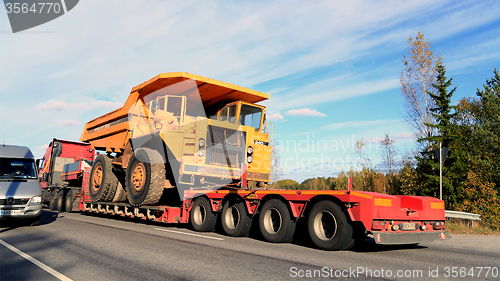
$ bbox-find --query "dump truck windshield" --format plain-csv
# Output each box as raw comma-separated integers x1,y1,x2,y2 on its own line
0,158,37,179
239,104,262,131
219,105,237,123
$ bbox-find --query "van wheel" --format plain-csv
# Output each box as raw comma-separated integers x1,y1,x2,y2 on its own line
89,155,118,202
125,148,165,206
221,199,252,237
65,190,75,213
307,200,354,251
190,197,217,232
29,215,41,226
56,190,66,212
259,199,296,243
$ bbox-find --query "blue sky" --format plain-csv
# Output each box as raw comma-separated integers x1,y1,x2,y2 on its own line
1,0,499,183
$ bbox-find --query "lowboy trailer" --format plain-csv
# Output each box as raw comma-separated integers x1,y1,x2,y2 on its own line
45,72,449,250
76,168,450,250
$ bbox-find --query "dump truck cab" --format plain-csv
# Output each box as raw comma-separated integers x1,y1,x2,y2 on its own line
80,73,271,206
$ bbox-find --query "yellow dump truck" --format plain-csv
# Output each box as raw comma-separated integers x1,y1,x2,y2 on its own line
80,72,271,206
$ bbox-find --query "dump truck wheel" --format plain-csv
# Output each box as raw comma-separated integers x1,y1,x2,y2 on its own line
190,197,217,232
307,200,354,251
89,155,118,202
221,199,252,237
65,190,75,213
112,181,127,203
56,190,66,212
259,199,296,243
125,148,165,206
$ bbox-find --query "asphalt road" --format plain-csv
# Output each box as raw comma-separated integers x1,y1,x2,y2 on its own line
1,209,498,281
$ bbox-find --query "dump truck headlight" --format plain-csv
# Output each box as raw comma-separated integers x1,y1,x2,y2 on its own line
199,138,205,147
247,146,253,155
247,156,253,163
198,149,205,157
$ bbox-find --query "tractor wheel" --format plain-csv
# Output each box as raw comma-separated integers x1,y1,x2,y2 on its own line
56,190,66,212
125,148,165,206
307,200,354,251
89,155,118,202
65,190,75,213
49,189,57,210
259,199,296,243
221,199,252,237
190,197,217,232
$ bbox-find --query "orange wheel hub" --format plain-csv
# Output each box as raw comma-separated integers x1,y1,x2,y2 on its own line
132,163,146,192
92,165,103,192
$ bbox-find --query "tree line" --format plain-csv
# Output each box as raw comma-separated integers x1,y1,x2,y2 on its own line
272,33,499,230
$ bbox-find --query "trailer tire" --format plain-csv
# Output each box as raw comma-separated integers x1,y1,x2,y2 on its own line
65,190,75,213
49,189,57,210
307,200,354,251
221,199,252,237
125,148,165,206
56,190,65,212
190,197,217,232
89,155,118,202
259,199,296,243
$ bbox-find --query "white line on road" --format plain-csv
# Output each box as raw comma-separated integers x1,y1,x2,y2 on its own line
0,239,73,281
154,228,224,240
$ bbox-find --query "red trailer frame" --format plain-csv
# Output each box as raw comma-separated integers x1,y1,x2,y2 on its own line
78,168,450,249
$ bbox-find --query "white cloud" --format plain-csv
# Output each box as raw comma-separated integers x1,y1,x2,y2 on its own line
92,100,123,108
322,119,401,130
37,99,122,111
267,113,284,121
286,108,326,117
37,99,85,111
58,120,80,127
393,132,415,139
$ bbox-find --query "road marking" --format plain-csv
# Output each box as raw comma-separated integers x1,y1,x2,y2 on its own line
154,228,224,241
0,239,73,281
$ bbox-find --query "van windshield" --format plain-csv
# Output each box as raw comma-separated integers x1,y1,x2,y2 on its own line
0,158,37,179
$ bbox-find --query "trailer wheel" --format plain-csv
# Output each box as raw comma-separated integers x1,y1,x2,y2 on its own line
65,190,75,213
49,189,57,210
56,190,66,212
125,148,165,206
89,155,118,202
307,200,354,251
259,199,296,243
221,199,252,237
190,197,217,232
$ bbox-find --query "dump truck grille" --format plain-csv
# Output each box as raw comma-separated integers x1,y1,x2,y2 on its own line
206,126,245,168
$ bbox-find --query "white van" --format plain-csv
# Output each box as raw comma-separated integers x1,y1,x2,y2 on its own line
0,145,42,226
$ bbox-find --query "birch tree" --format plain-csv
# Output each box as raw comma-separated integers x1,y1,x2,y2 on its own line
400,32,441,143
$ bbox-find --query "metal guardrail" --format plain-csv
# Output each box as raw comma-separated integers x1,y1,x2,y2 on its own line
445,210,481,221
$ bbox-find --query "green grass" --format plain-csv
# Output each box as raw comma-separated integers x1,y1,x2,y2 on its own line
446,218,500,235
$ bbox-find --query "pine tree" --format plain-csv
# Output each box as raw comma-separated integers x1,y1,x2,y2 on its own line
415,62,457,206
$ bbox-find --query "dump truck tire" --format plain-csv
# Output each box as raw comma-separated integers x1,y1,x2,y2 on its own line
307,200,354,251
190,197,217,232
221,199,252,237
125,148,165,206
112,181,127,203
259,199,296,243
89,155,118,202
56,190,65,212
